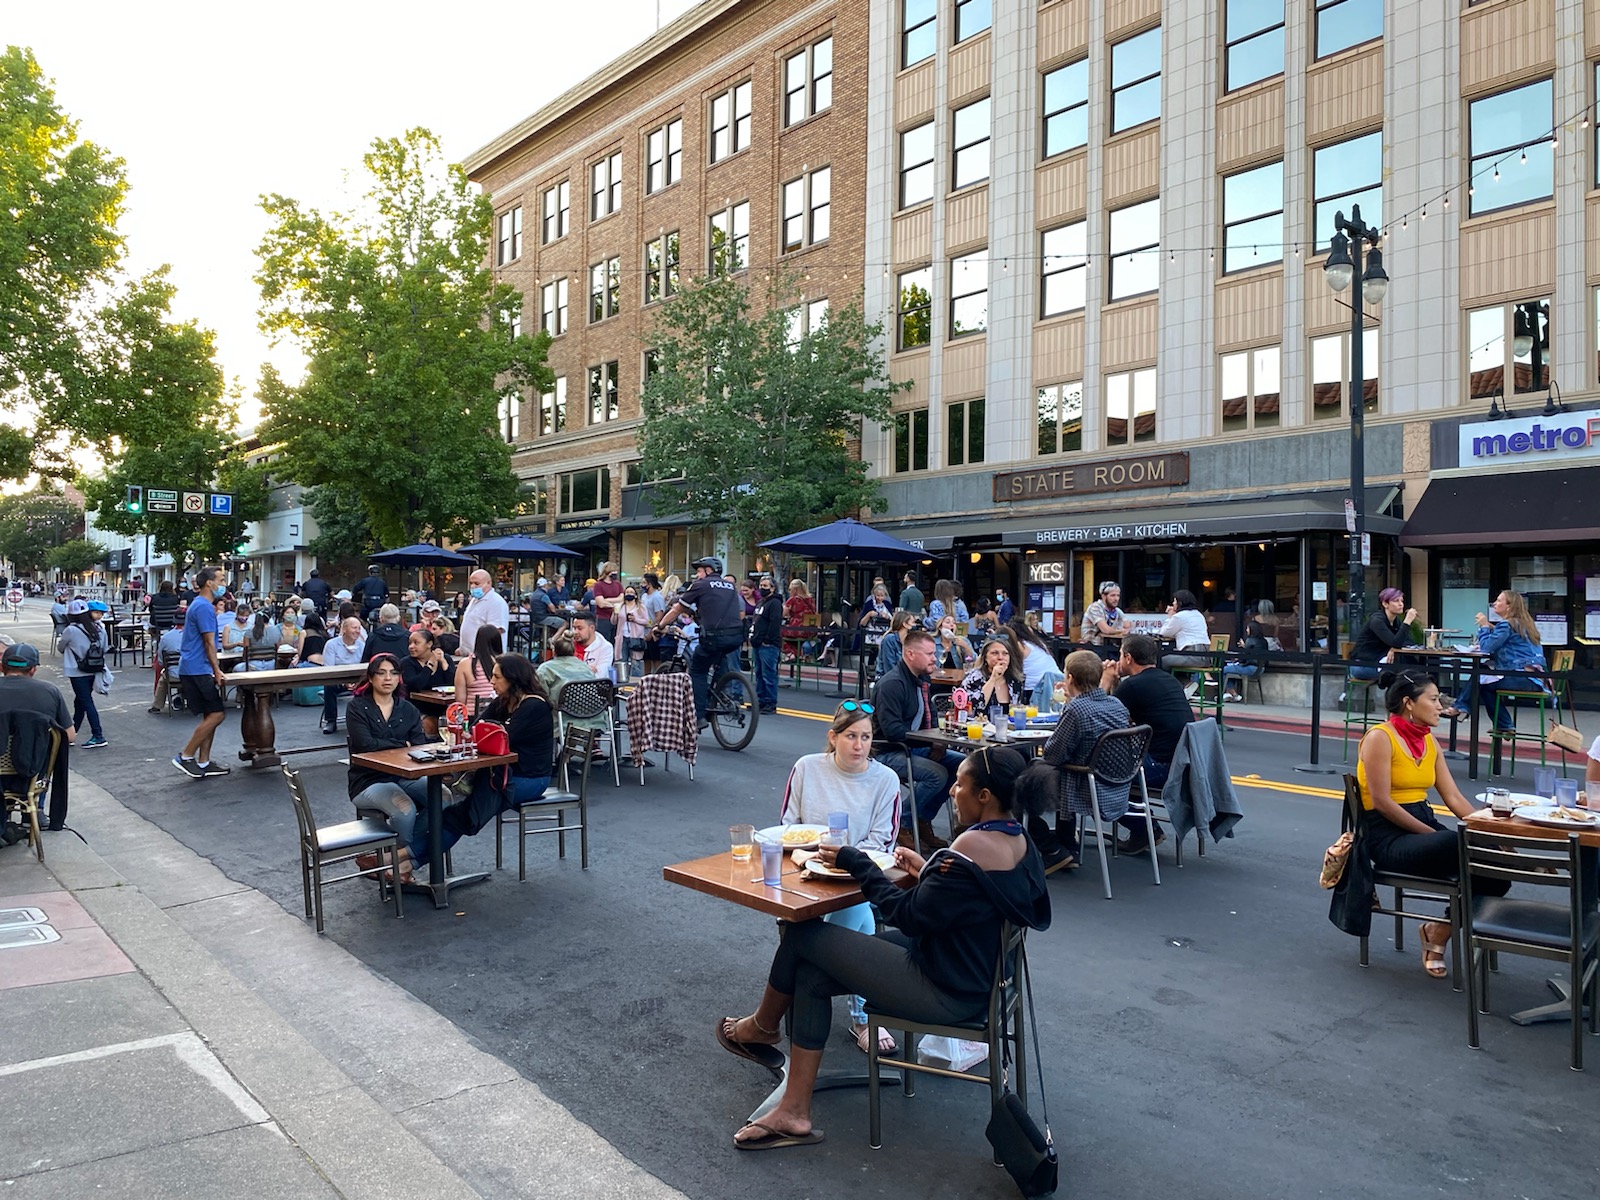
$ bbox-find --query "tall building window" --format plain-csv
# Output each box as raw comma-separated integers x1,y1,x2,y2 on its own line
1042,59,1089,158
899,121,936,208
1041,222,1087,317
947,397,985,466
781,167,831,252
1219,346,1281,432
893,409,930,473
589,152,621,221
540,278,568,336
645,119,682,193
1314,0,1382,60
642,347,660,387
1468,79,1554,216
951,97,991,189
954,0,991,42
541,181,569,244
1225,0,1284,91
540,377,567,435
1313,132,1381,248
1110,27,1161,133
589,257,621,323
644,232,680,304
496,206,522,265
498,390,521,443
785,298,831,348
1311,329,1379,419
1105,368,1156,446
1467,298,1551,400
897,267,933,350
1036,381,1084,455
1109,199,1160,300
709,80,753,164
587,361,619,424
708,201,750,274
949,251,988,338
902,0,936,68
558,467,611,514
783,37,833,126
1222,160,1284,272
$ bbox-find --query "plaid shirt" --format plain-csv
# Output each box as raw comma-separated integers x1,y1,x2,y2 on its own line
1041,689,1131,819
624,673,698,768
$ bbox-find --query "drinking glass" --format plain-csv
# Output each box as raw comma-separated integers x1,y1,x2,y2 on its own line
1532,766,1557,799
1585,782,1600,809
827,810,850,843
1487,787,1513,818
1025,705,1038,719
758,838,783,886
729,824,755,863
1553,778,1579,807
966,721,984,741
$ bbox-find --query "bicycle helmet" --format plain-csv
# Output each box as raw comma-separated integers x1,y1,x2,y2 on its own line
690,556,723,574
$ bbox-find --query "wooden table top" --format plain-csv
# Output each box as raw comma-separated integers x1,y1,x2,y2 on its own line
1463,808,1600,848
349,744,517,781
664,850,905,922
905,727,1052,754
928,667,968,687
229,662,370,688
409,687,455,708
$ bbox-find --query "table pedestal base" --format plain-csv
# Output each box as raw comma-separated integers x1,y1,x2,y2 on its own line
402,870,492,911
746,1053,901,1124
1509,977,1593,1026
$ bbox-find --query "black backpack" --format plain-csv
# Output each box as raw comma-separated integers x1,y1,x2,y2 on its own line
76,630,106,674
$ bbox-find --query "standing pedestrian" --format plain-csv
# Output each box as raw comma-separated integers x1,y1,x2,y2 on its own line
749,577,783,714
173,567,231,778
59,599,109,748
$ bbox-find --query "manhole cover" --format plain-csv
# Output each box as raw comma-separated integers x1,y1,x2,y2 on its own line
0,924,60,949
0,906,48,929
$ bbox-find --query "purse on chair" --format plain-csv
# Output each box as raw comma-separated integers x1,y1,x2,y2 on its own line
985,946,1058,1196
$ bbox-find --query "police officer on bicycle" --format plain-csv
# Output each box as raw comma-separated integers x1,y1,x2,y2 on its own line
652,556,745,730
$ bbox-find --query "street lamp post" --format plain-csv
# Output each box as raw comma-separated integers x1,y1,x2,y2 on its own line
1323,203,1388,647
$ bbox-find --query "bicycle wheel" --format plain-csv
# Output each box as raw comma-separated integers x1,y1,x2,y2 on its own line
709,669,758,751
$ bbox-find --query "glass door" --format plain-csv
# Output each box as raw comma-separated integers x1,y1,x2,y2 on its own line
1510,554,1569,652
1438,555,1490,648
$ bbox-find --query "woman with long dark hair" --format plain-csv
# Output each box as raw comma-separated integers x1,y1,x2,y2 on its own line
454,625,502,711
346,654,431,882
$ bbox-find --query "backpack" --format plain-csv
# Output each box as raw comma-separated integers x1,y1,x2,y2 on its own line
76,630,106,674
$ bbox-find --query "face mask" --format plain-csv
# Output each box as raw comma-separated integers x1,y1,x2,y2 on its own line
470,587,484,599
216,585,228,596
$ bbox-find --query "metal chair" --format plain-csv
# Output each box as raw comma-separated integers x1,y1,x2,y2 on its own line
555,677,619,786
865,923,1029,1149
1062,724,1154,899
1341,774,1462,989
1,726,64,863
158,649,186,712
1491,651,1573,774
495,726,596,879
1459,827,1599,1069
624,672,697,781
281,765,403,934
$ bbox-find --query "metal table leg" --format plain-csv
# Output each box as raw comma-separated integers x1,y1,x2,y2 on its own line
410,773,491,910
1509,977,1592,1026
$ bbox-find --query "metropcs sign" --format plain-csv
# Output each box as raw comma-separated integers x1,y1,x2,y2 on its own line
1459,413,1600,465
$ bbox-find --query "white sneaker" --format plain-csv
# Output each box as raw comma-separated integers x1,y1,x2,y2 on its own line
1183,681,1199,699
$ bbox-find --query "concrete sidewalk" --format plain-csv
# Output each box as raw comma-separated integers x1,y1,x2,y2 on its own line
0,774,688,1199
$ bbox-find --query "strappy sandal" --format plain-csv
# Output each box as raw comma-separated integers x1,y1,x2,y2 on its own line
1419,921,1450,979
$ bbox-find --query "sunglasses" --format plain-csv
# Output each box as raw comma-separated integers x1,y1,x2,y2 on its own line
838,700,874,715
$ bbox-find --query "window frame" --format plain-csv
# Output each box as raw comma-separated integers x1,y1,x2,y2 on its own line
954,0,992,44
1110,26,1162,134
899,121,936,209
644,231,681,305
1221,160,1285,273
1224,0,1285,93
780,166,831,253
1104,367,1157,447
893,408,930,473
558,467,611,515
540,277,569,337
902,0,936,69
896,266,933,351
1311,328,1381,419
1108,198,1161,301
1218,344,1283,433
1467,79,1555,218
709,80,753,165
589,152,622,222
946,396,986,467
588,256,621,324
1313,0,1383,61
951,96,992,190
1042,59,1089,159
1035,380,1085,456
498,389,521,444
783,36,833,127
644,118,683,194
1040,222,1087,318
784,297,831,349
708,201,751,275
541,181,569,244
540,376,567,436
496,206,522,266
1465,297,1552,401
949,250,989,340
586,360,620,425
1312,131,1382,251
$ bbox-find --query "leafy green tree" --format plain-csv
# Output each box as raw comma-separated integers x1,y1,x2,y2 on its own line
256,128,553,549
0,46,127,475
0,488,81,574
638,272,905,552
46,537,106,576
304,483,376,563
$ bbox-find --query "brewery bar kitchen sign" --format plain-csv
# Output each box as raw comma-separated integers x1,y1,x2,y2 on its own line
993,451,1189,503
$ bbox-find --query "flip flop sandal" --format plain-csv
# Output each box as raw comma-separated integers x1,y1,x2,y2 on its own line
734,1121,825,1151
715,1017,785,1075
1420,923,1449,979
851,1023,897,1055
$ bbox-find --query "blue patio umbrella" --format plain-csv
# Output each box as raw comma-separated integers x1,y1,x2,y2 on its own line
459,534,579,558
369,543,476,567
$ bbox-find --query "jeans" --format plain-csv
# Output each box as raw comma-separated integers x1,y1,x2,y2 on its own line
875,747,962,824
1466,678,1549,731
767,921,980,1052
1222,662,1261,688
753,644,779,709
823,901,875,1025
352,778,429,849
691,631,745,721
322,683,345,725
1347,664,1382,684
69,675,102,739
412,774,550,865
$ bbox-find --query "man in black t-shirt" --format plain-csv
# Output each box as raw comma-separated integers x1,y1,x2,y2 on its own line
653,557,745,727
1102,633,1193,852
749,578,784,714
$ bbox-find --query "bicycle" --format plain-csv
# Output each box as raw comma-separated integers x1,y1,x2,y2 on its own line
654,627,759,751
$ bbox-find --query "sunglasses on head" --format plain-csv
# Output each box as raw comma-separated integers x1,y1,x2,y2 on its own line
838,700,874,715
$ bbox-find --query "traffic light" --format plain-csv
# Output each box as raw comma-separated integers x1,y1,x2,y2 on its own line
125,485,143,514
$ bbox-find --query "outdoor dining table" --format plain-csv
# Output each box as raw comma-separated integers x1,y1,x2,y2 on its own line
350,744,518,909
1461,807,1600,1025
408,687,455,711
904,726,1052,756
230,662,371,769
927,667,967,688
1394,646,1486,760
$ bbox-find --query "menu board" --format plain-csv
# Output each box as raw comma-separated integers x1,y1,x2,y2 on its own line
1534,615,1568,646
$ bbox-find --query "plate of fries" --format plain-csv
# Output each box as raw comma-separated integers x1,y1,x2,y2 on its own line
758,825,825,850
1517,804,1599,829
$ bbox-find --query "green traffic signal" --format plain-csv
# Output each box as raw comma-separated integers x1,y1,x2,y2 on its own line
125,485,143,514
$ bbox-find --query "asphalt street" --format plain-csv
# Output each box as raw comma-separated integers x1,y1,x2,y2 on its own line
12,604,1598,1199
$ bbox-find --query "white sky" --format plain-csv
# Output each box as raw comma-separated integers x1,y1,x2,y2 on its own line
7,0,702,429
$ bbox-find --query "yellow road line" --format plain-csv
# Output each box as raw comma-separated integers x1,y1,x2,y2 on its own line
776,707,830,721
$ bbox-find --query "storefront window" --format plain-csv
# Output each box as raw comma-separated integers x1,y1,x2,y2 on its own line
1438,555,1490,641
1511,555,1569,649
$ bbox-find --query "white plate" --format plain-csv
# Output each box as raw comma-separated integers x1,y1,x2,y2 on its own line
803,849,895,878
1515,804,1600,830
757,824,824,851
1473,792,1544,808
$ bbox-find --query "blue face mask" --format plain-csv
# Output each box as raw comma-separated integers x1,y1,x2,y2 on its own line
470,587,485,599
216,585,228,596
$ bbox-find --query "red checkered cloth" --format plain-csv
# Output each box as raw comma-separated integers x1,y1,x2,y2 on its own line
625,673,698,769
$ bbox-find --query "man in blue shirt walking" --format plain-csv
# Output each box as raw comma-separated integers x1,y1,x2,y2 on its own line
173,567,231,779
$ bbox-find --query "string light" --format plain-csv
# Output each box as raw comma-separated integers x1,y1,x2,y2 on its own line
1520,148,1527,164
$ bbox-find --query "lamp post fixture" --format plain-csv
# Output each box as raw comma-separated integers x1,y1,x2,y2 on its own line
1323,203,1388,646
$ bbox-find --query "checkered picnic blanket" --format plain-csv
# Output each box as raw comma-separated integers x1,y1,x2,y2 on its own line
625,672,698,769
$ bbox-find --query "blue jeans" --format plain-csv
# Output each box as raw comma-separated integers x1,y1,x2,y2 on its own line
876,747,963,823
353,778,429,849
753,645,779,709
412,774,550,864
691,631,744,721
69,674,103,739
322,683,344,725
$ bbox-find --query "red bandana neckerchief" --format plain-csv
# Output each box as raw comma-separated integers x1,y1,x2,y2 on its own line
1388,715,1430,761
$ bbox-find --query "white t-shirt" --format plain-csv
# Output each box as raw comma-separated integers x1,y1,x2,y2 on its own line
458,589,510,655
579,633,615,680
1161,609,1211,651
1588,733,1600,764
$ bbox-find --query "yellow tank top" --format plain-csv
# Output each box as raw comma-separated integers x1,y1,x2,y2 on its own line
1355,722,1437,810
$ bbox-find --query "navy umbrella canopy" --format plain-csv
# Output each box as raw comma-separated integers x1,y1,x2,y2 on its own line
369,543,476,567
459,534,579,559
759,518,926,562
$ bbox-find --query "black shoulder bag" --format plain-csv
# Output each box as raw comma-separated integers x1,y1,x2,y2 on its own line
1326,796,1375,938
985,942,1058,1196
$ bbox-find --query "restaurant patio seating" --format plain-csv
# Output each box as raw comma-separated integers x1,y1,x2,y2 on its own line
1342,774,1462,989
1063,723,1154,899
282,765,403,935
1340,647,1382,761
1,724,63,864
1490,649,1574,775
158,649,185,712
865,922,1030,1151
555,677,619,786
624,671,697,781
1458,827,1598,1069
495,726,595,879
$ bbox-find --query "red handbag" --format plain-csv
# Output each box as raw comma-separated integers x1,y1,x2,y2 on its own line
473,720,509,757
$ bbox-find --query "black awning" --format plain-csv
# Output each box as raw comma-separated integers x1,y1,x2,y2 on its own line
1401,467,1600,546
546,525,609,547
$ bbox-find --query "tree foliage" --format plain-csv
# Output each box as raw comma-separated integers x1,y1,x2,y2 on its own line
255,128,553,549
45,537,106,576
0,488,81,575
0,45,128,477
304,483,376,563
638,272,904,552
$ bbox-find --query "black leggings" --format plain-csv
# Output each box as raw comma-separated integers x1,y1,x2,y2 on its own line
1367,801,1510,896
767,921,981,1052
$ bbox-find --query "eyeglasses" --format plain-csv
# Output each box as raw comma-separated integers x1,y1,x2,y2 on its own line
838,700,874,715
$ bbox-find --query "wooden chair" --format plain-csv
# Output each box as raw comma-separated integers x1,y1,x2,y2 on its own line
1,726,63,863
282,765,403,935
495,726,596,878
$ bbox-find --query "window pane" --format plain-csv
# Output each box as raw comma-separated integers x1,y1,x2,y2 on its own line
1228,0,1284,39
1220,352,1249,432
950,252,988,336
1227,26,1284,90
948,404,965,466
1316,0,1383,58
1043,60,1089,156
1313,131,1382,245
968,397,985,462
1311,335,1343,419
898,267,932,349
903,0,936,66
1111,27,1161,87
1109,199,1160,299
1467,307,1504,399
1111,27,1161,132
1469,80,1554,214
1224,161,1283,222
956,0,991,42
1254,346,1281,428
1113,78,1160,132
900,122,936,207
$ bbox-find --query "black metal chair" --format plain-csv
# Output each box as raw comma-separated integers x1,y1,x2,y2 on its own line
1063,724,1154,899
1459,826,1599,1069
555,677,618,786
1341,774,1462,989
865,922,1029,1150
495,726,595,879
282,765,403,934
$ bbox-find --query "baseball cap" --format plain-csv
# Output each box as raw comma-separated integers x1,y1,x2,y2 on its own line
421,599,442,612
335,589,353,600
537,578,549,588
67,599,89,616
3,643,40,670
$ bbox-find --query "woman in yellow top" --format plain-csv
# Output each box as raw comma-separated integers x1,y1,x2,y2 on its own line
1356,669,1508,979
